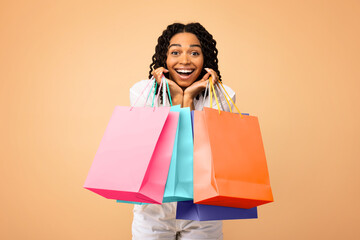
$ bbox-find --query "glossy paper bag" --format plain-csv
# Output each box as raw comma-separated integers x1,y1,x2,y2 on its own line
117,105,193,204
163,106,193,202
193,108,273,209
84,106,179,204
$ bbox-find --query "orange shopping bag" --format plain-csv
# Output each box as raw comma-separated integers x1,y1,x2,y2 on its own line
193,80,273,209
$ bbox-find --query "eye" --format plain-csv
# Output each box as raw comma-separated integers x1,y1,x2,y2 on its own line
170,51,180,56
191,51,200,56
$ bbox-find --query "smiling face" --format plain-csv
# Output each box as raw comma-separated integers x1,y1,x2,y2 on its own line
166,32,204,89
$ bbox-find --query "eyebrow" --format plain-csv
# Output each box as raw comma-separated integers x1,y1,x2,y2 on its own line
168,44,202,49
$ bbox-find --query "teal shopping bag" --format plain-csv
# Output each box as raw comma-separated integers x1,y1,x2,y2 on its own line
163,105,193,202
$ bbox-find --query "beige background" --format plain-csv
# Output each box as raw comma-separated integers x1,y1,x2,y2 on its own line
1,0,359,239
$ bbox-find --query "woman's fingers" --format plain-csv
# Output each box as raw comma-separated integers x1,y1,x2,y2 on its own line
205,68,218,85
197,72,211,88
151,67,169,84
200,72,211,81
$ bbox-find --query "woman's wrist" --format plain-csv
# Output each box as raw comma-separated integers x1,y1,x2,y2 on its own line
171,94,183,106
182,95,194,108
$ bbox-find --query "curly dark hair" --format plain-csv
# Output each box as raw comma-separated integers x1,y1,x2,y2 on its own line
148,22,222,83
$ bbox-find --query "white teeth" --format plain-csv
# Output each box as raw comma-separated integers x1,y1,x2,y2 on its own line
176,69,193,74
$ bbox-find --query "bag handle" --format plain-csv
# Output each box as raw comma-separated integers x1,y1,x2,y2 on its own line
205,76,243,117
215,83,232,113
165,77,173,106
130,77,155,111
153,77,164,110
202,79,229,112
216,80,242,116
209,76,221,114
150,75,173,107
141,77,163,111
202,81,210,110
145,79,156,107
161,76,173,107
130,75,173,110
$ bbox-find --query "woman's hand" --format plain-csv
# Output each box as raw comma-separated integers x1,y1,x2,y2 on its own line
152,67,183,105
183,68,219,108
151,67,219,109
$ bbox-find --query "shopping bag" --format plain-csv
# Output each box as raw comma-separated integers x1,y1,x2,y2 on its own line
163,105,193,202
117,78,194,204
176,201,258,221
190,110,194,138
84,79,179,204
116,105,193,204
193,79,273,209
179,106,256,220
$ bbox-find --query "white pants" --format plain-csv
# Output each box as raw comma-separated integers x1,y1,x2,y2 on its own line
132,202,223,240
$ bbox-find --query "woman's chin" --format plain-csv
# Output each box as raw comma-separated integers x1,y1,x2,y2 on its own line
173,78,197,89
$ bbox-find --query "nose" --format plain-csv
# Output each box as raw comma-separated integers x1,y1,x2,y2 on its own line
180,53,190,64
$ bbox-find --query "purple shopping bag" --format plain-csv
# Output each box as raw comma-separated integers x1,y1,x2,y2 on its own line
176,201,258,221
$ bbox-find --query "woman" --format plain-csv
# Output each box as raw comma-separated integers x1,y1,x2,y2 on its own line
130,22,236,240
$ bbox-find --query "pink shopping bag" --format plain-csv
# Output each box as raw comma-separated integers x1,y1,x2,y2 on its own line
84,80,179,204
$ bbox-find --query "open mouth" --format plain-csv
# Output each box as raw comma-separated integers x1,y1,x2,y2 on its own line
175,69,194,77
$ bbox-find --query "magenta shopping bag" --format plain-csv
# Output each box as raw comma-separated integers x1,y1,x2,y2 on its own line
84,106,179,204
